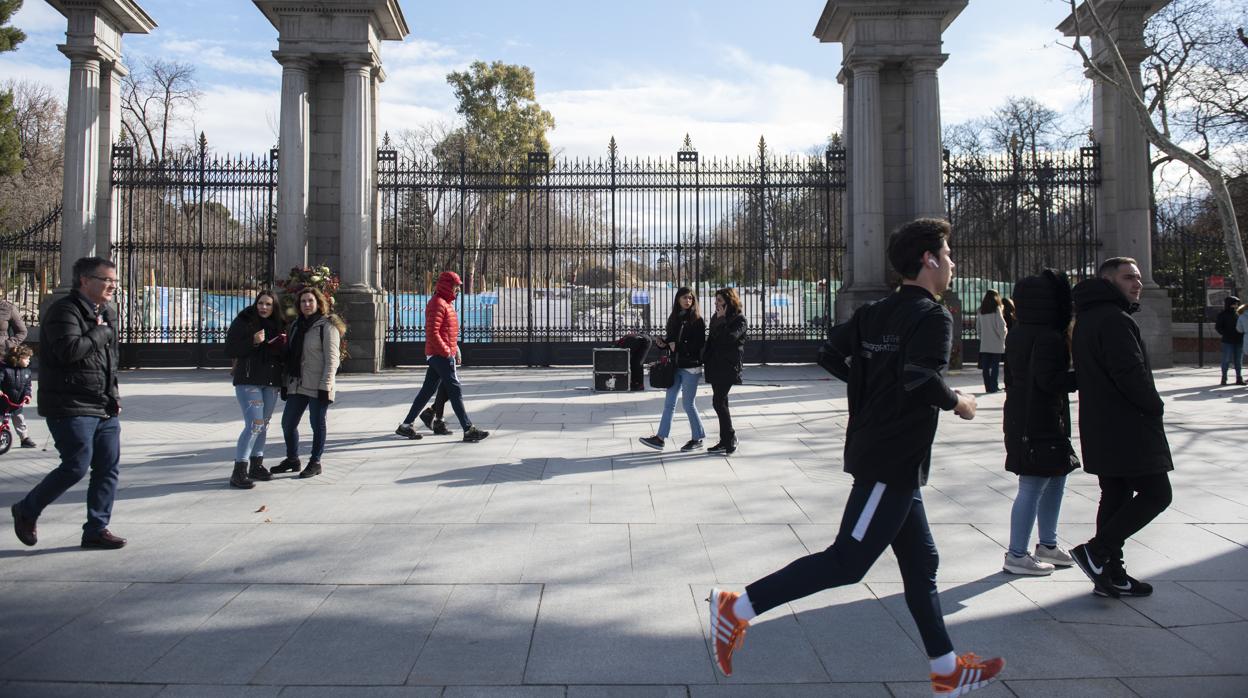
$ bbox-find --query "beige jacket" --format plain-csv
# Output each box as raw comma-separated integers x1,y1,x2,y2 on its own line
976,310,1007,354
0,299,28,351
286,314,342,401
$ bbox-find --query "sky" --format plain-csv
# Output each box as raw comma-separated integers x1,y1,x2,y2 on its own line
1,0,1091,159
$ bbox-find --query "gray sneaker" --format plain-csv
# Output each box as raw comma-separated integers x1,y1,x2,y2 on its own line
1034,544,1075,567
1003,552,1055,576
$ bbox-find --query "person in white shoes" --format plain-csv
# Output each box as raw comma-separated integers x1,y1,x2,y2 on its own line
1001,270,1080,576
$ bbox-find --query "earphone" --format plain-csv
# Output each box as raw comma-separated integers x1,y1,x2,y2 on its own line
926,258,939,269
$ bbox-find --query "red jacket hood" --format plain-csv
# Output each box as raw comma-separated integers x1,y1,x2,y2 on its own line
436,271,462,301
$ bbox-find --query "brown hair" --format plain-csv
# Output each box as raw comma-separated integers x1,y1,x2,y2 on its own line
715,287,742,316
297,287,329,315
669,286,701,322
979,289,1002,315
1097,257,1139,277
5,344,33,364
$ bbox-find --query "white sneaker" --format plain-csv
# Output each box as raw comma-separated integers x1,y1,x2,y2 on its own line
1034,544,1075,567
1003,552,1055,576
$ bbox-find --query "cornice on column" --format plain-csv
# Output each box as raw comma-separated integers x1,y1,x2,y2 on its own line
46,0,157,35
814,0,968,43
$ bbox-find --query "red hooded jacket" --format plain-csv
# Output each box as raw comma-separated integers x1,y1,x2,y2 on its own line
426,271,461,358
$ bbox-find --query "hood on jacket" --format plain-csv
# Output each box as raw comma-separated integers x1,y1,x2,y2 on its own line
1073,276,1137,315
436,271,462,301
1013,269,1072,329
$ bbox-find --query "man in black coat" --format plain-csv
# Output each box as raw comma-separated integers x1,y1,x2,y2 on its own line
1070,257,1173,598
10,257,126,550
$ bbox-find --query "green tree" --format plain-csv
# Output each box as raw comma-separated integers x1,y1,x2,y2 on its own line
0,0,28,178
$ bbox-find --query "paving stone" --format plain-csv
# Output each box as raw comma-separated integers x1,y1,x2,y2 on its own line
479,484,592,523
157,685,283,697
182,522,372,583
1003,678,1135,697
567,687,687,698
442,688,566,698
1122,675,1248,697
139,584,334,684
787,585,928,682
698,524,810,584
0,682,164,697
629,524,718,584
522,524,631,584
0,581,128,664
253,585,452,686
1170,621,1248,674
589,485,654,523
408,584,541,685
322,524,442,584
1179,580,1248,619
690,685,889,697
408,524,534,583
690,586,830,684
277,688,442,698
525,584,714,684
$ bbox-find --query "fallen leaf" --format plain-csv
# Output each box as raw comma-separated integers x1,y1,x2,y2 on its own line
264,518,272,523
255,505,268,513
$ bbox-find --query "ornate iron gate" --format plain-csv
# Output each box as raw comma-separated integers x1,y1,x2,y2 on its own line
378,140,847,365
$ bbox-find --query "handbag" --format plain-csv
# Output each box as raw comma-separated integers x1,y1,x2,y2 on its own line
648,351,675,389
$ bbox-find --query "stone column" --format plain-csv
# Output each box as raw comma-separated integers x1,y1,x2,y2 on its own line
838,58,889,313
95,59,125,264
276,55,312,276
910,56,947,219
58,47,102,290
1060,0,1173,366
339,59,373,289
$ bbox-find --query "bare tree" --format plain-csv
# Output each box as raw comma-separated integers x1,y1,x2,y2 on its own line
121,58,201,160
0,79,63,228
1063,0,1248,290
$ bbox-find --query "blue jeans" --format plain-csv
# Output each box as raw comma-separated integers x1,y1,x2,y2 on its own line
282,393,329,462
1008,474,1067,557
18,415,121,534
980,352,1001,393
1220,342,1242,380
657,367,705,440
235,385,279,462
402,355,471,429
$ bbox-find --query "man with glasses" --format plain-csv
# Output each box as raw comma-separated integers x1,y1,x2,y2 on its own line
11,257,126,549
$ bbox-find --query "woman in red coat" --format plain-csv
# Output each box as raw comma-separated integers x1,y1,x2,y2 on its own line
395,271,489,442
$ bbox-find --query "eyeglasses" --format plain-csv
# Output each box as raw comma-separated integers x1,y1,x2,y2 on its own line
87,275,121,287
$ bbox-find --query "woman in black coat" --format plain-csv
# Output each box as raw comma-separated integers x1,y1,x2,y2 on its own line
223,290,286,489
702,287,747,455
639,287,707,452
1001,270,1080,576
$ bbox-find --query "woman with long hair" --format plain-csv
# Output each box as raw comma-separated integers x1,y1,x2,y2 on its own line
1001,269,1079,575
223,290,286,488
640,287,707,451
702,287,747,455
976,289,1007,393
272,286,344,479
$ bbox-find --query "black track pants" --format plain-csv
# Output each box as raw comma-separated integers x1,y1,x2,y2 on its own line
745,480,954,658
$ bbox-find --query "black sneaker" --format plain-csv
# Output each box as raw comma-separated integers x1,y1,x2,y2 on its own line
463,426,490,443
1072,543,1119,598
707,440,737,455
298,461,322,479
19,438,36,448
1095,563,1153,597
395,423,423,440
270,457,301,474
432,420,453,436
680,439,704,452
707,442,727,454
639,435,664,450
419,408,435,430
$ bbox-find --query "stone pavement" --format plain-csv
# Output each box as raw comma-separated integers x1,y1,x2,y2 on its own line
0,365,1245,697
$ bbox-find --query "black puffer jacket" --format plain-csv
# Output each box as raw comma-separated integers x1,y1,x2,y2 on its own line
225,306,285,387
1003,272,1079,477
664,311,706,369
1,363,32,407
703,312,746,384
37,290,120,418
1071,278,1173,477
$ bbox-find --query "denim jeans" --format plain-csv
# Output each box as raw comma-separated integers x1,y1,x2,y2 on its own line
980,352,1002,393
1221,342,1243,380
234,385,279,462
19,415,121,534
402,355,471,429
1008,474,1067,557
282,393,329,462
657,367,705,440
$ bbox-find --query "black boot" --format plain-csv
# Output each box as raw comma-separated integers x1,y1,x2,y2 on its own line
229,461,255,489
298,460,322,478
248,456,272,482
432,419,453,436
270,456,301,474
419,407,436,430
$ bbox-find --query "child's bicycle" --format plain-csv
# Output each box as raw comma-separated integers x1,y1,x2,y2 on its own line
0,412,11,456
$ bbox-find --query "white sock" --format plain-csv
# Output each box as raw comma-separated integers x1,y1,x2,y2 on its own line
930,651,957,676
732,592,757,622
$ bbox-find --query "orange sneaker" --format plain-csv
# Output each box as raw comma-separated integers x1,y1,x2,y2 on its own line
930,652,1005,696
707,587,749,677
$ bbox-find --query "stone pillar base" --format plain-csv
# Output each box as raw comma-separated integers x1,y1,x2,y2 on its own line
1135,286,1174,369
336,287,387,373
835,283,892,322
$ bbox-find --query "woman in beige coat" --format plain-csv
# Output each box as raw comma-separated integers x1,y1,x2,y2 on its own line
272,287,343,479
976,289,1008,393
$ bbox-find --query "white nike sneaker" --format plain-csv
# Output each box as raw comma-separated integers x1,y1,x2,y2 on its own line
1034,544,1074,567
1002,552,1055,576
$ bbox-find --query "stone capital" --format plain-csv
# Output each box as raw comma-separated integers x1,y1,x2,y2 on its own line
843,57,883,75
342,57,376,74
907,55,948,75
272,52,316,72
57,43,105,66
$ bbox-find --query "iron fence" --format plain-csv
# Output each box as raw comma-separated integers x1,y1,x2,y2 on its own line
110,136,277,361
0,206,61,332
1153,201,1237,323
943,145,1101,343
378,139,847,364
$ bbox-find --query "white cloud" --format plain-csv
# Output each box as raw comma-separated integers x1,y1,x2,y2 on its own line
11,1,65,35
156,39,280,79
192,86,279,154
0,57,68,97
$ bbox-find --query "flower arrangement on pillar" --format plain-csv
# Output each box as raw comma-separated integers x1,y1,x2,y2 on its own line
276,264,350,360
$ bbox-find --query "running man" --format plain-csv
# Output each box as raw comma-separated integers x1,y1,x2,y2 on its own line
707,218,1004,696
